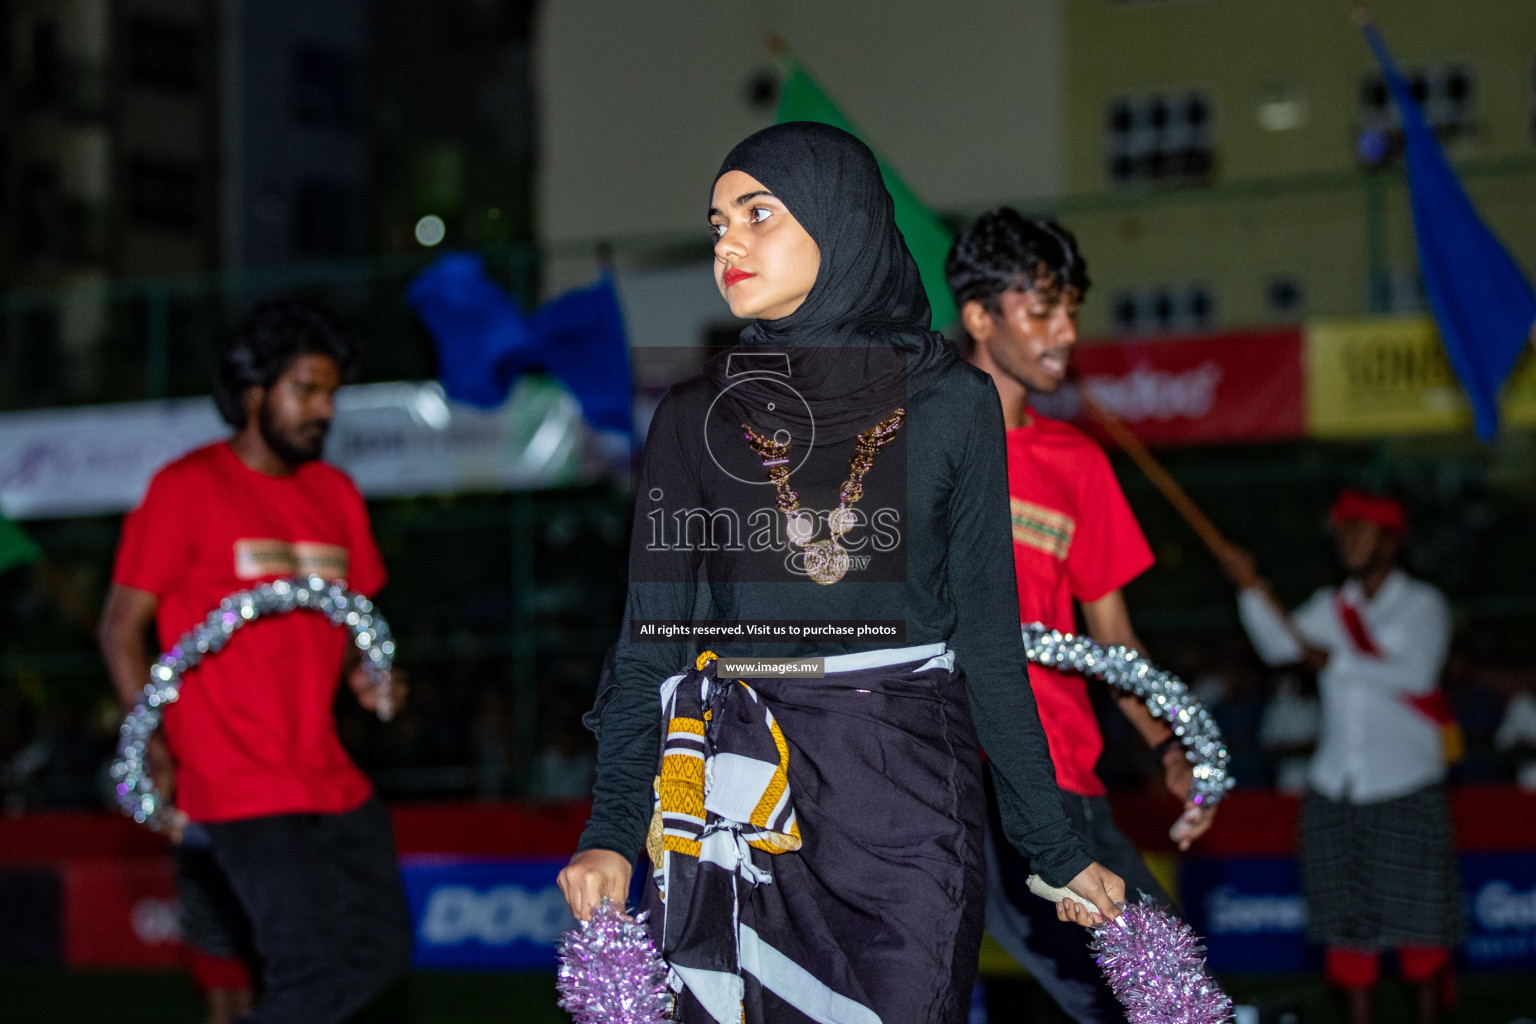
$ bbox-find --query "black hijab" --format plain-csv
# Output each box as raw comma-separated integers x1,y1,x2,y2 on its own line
702,122,958,445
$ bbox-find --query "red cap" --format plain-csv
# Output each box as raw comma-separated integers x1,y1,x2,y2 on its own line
1329,490,1406,534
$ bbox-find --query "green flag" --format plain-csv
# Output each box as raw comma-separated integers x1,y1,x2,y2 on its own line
775,64,958,330
0,513,42,577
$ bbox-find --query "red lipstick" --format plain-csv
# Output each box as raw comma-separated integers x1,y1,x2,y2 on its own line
723,268,754,287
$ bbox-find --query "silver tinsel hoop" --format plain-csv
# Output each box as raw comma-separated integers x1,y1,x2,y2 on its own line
110,576,396,831
1022,623,1235,805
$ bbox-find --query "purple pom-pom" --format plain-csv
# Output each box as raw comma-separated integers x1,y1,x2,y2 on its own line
1090,894,1234,1024
556,900,671,1024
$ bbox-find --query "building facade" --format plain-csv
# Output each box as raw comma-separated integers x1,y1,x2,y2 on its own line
535,0,1070,311
1057,0,1536,336
0,1,537,409
535,0,1536,343
0,0,221,406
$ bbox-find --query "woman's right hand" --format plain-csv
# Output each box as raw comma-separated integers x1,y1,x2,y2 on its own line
557,849,634,921
1060,861,1126,927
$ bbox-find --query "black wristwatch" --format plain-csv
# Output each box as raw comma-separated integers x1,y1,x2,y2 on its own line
1154,735,1183,762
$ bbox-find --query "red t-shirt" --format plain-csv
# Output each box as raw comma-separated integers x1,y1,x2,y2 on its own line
112,442,387,822
1007,415,1154,796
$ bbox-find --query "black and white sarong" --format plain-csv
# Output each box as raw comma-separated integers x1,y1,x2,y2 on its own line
645,644,986,1024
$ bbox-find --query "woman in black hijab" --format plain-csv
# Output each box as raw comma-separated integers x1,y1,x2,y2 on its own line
559,122,1122,1024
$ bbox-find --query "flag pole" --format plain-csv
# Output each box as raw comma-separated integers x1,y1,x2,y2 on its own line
1078,392,1230,554
1078,390,1311,650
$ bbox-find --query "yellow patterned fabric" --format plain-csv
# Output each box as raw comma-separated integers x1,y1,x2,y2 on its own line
745,709,799,853
659,715,706,858
652,658,802,881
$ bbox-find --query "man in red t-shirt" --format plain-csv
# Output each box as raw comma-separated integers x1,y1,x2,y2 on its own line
947,211,1215,1021
99,300,410,1024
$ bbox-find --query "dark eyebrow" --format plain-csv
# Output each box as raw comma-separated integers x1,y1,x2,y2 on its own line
707,190,777,219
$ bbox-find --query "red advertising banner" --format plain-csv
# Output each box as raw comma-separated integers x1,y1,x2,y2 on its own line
0,801,592,863
61,857,182,968
6,789,1535,973
1032,327,1307,446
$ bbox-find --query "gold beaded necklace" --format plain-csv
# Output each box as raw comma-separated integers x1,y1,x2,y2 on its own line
741,409,906,585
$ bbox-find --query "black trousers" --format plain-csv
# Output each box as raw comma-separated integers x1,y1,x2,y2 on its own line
204,795,413,1024
176,835,255,963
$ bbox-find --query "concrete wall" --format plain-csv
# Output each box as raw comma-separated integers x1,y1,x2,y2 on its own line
535,0,1066,303
1059,0,1536,333
541,1,1536,342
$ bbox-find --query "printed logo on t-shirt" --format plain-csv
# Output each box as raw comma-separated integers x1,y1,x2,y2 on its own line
1010,499,1075,560
234,539,350,580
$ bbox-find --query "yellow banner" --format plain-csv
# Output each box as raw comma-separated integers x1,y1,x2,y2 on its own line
1306,316,1536,437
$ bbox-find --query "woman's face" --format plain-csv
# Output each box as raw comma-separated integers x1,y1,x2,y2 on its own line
709,170,821,320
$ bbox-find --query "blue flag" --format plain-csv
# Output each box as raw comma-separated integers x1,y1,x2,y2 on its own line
406,254,534,408
406,254,632,437
1364,23,1536,440
525,276,633,439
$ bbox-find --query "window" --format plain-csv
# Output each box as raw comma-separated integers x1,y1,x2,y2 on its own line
291,178,363,256
291,45,361,129
17,162,60,256
1358,62,1475,154
0,2,13,78
1266,276,1305,320
129,159,199,228
30,19,60,105
742,69,778,112
1110,284,1216,335
18,307,62,394
127,17,199,94
1105,90,1214,186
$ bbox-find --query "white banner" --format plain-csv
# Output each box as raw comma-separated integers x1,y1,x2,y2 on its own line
0,378,625,520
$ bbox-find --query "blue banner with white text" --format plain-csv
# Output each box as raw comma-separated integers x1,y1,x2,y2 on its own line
401,856,575,970
1182,852,1536,973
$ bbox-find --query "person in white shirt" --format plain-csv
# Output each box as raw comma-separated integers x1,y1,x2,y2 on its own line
1495,688,1536,790
1257,671,1321,795
1219,490,1462,1024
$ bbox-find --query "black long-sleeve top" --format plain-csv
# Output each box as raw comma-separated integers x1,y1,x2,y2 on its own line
578,361,1091,886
